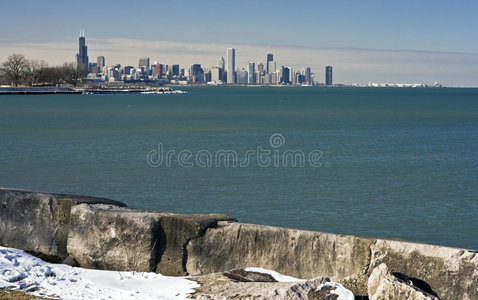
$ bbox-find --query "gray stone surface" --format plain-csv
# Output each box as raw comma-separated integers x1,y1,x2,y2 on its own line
157,214,236,276
186,222,478,299
368,263,440,300
186,222,373,286
368,239,478,300
191,269,334,300
67,203,235,274
67,204,163,272
0,188,125,262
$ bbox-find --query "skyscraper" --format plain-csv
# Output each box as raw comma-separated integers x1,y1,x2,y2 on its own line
218,56,225,82
248,62,255,84
267,60,276,75
171,64,180,76
305,67,312,85
218,56,225,71
257,63,264,75
227,48,235,84
76,30,89,74
138,57,150,73
326,66,333,85
280,66,290,84
266,53,273,73
97,56,105,72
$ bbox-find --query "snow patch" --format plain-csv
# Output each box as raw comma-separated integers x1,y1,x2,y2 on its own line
317,282,355,300
244,267,306,282
0,246,198,299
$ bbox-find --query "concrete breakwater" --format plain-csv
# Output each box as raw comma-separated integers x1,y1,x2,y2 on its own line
0,188,476,299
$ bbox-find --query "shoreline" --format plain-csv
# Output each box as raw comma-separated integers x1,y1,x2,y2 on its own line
0,86,185,95
0,188,476,299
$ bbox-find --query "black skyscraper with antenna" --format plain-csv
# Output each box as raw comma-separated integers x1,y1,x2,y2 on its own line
76,29,89,73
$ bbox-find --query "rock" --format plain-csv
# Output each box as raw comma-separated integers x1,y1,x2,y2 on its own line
190,269,335,300
186,221,373,295
368,263,440,300
368,239,478,300
157,214,236,276
67,203,235,274
0,188,124,262
67,204,162,272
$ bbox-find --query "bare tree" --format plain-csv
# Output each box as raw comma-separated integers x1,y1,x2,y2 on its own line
0,54,28,86
62,62,82,87
24,59,48,86
39,66,64,86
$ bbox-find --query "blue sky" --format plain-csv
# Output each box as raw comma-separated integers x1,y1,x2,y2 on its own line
1,0,477,85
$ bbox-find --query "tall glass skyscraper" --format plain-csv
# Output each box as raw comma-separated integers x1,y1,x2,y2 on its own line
227,48,235,84
326,66,333,85
266,53,273,73
76,30,89,73
248,62,255,84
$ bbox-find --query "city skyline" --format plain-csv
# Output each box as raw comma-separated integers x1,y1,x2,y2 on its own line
0,0,477,86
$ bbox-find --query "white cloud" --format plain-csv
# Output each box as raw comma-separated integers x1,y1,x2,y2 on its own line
0,38,477,86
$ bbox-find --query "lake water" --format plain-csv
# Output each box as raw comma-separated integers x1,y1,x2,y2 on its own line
1,86,477,249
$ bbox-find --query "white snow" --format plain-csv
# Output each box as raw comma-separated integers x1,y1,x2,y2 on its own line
317,282,355,300
0,246,198,299
244,267,306,282
245,267,355,300
1,246,354,300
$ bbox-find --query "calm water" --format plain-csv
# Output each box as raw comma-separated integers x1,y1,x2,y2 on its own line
1,86,477,249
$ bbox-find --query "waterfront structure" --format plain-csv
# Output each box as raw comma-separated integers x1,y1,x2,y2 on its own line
248,62,255,84
76,30,89,73
227,48,235,84
326,66,333,85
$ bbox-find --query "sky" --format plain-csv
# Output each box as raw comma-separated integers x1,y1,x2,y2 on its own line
0,0,477,86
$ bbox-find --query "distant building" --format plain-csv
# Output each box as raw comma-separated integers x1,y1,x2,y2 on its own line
89,63,98,74
211,67,222,83
280,66,290,84
171,64,180,76
266,53,273,73
326,66,333,85
218,56,225,82
257,63,264,75
236,69,248,84
227,48,235,84
124,66,134,75
97,56,105,72
248,62,255,84
155,63,161,77
190,64,203,83
138,57,150,76
76,30,89,74
305,67,312,85
267,60,276,76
